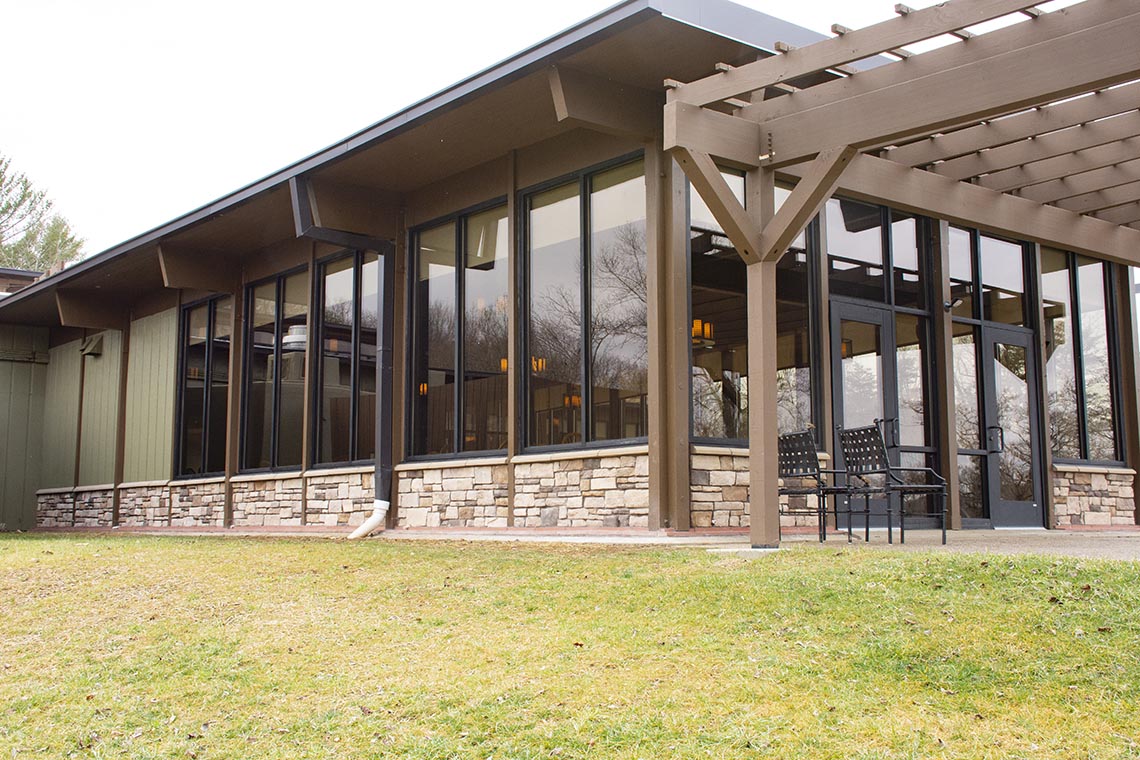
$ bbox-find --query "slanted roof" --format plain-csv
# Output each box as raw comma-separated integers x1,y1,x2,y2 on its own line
0,0,834,327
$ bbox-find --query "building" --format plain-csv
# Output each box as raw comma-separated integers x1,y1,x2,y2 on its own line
0,267,40,295
1,0,1138,543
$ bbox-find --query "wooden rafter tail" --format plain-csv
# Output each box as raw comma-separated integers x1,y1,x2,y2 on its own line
758,145,858,262
670,0,1048,107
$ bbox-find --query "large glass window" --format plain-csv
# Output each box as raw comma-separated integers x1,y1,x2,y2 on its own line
690,178,816,442
177,295,231,477
242,269,309,470
1042,248,1120,462
315,250,379,466
411,205,508,456
525,158,647,448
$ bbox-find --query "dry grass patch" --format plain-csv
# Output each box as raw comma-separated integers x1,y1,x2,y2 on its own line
1,535,1138,758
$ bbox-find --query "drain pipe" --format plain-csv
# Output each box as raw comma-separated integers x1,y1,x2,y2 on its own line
288,176,397,539
350,243,395,539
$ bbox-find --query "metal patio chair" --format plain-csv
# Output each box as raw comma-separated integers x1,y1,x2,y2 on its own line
837,420,947,545
777,429,849,542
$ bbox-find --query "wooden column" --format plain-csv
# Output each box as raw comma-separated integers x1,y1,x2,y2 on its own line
1114,263,1140,525
930,220,962,529
746,168,780,547
506,151,519,527
387,210,408,528
224,281,245,527
1029,244,1056,528
111,320,131,526
662,150,692,530
646,138,689,530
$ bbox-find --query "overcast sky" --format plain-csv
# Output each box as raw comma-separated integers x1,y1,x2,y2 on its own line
0,0,1053,257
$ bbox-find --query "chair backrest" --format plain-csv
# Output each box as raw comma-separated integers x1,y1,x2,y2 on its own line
778,430,820,479
838,423,890,477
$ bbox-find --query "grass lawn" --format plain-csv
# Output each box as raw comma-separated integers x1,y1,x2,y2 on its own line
1,536,1138,759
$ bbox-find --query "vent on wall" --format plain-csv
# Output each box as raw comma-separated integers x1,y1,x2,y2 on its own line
80,335,103,357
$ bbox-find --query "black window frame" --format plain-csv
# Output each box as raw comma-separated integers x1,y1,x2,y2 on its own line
518,151,648,453
1048,251,1125,466
406,197,509,461
239,264,310,473
310,249,378,469
174,294,231,479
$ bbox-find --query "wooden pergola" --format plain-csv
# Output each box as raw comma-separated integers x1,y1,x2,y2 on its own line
663,0,1140,546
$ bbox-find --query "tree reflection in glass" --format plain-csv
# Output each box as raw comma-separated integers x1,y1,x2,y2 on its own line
412,222,457,455
528,184,582,446
589,162,647,441
464,207,509,452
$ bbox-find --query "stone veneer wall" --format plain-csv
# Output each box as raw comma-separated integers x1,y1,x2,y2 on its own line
119,485,172,526
396,463,509,528
231,477,303,526
1052,466,1136,527
74,489,114,527
513,453,649,528
169,480,226,527
689,450,829,529
307,470,374,527
36,491,77,527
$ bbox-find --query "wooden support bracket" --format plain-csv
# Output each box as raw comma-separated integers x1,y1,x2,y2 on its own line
548,65,660,139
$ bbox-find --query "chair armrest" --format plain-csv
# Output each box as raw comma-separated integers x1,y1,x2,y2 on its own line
888,466,947,486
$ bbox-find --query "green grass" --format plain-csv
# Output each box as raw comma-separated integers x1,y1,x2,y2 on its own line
1,536,1138,759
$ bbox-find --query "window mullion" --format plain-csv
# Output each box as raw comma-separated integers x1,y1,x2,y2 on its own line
271,277,283,469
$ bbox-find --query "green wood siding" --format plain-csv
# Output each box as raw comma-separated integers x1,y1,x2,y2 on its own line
123,309,178,483
78,331,122,486
41,338,83,489
0,326,48,530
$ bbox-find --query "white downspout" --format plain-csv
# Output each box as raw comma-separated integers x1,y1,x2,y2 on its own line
348,498,390,539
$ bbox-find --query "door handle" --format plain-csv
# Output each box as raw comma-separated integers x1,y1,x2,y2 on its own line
986,425,1005,453
880,417,899,448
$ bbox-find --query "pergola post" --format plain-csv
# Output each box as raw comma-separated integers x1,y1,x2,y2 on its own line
746,168,781,547
930,220,962,529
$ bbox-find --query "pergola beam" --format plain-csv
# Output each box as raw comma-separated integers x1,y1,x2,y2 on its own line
1016,157,1140,203
548,65,660,139
663,101,763,169
780,153,1140,267
1094,202,1140,225
669,0,1043,107
932,109,1140,180
757,145,857,261
749,2,1140,167
1054,180,1140,214
978,136,1140,192
671,147,762,264
886,81,1140,167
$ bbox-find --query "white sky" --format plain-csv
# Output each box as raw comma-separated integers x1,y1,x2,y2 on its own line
0,0,1053,257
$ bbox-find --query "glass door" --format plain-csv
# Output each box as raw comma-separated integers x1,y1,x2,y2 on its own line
980,325,1043,527
831,302,893,527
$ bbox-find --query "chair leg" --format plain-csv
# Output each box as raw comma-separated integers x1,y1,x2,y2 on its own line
899,496,905,545
941,491,947,545
864,495,871,543
887,496,893,545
